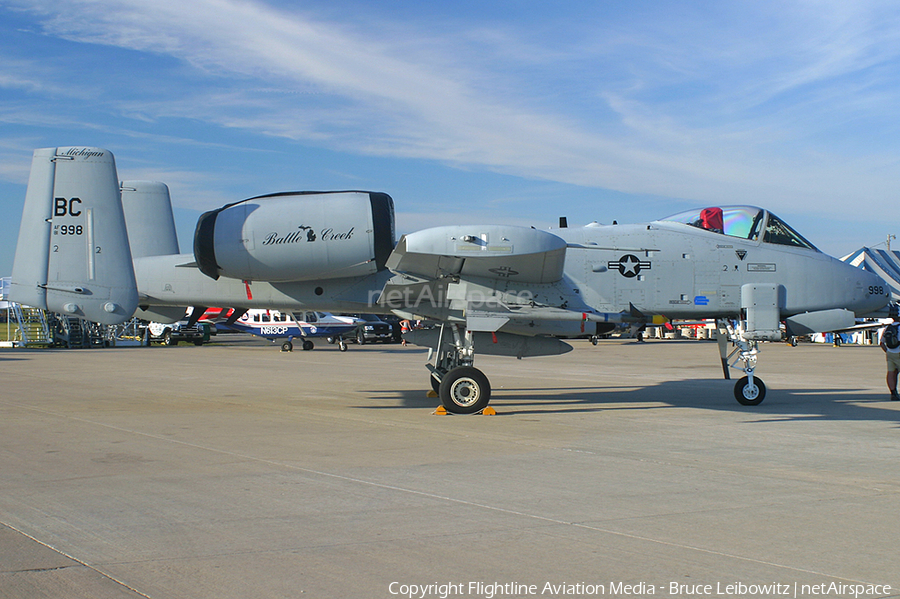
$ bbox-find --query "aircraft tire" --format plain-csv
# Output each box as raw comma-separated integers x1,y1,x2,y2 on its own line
439,366,491,414
302,340,314,351
734,376,766,406
282,341,293,352
339,341,348,352
356,331,365,345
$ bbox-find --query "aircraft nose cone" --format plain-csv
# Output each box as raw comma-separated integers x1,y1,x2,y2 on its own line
855,269,891,314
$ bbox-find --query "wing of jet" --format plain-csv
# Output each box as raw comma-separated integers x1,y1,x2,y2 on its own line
10,147,892,414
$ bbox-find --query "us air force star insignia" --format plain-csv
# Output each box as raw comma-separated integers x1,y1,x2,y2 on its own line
488,266,519,277
608,254,651,278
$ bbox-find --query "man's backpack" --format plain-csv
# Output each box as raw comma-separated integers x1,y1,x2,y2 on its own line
884,323,900,349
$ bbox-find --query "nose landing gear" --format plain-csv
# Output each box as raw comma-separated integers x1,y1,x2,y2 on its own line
718,319,767,406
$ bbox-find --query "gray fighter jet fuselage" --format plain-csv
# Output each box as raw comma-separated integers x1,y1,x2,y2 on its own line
10,148,890,413
560,207,884,321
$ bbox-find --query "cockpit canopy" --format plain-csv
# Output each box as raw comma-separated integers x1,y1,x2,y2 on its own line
660,206,818,251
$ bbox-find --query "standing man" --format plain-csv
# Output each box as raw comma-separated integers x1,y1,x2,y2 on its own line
879,305,900,401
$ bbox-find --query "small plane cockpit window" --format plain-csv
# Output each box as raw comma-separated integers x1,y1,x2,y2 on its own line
661,206,764,241
762,213,818,251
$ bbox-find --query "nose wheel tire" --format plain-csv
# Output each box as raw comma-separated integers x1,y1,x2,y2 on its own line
439,366,491,414
734,376,766,406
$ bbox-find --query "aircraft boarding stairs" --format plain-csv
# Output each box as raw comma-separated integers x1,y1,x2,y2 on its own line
9,303,52,347
6,303,112,348
50,314,108,348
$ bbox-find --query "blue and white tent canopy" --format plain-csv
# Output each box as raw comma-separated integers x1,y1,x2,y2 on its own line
841,248,900,301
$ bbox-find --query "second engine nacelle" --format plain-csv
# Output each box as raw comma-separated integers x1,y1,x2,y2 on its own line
194,191,395,282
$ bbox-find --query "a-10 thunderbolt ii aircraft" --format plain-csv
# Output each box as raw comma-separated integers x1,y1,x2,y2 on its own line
10,147,890,413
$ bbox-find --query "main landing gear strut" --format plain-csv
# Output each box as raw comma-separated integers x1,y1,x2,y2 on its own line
717,319,767,406
425,320,768,412
426,324,492,414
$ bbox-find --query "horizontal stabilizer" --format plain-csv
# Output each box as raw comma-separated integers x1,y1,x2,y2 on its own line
11,147,138,324
134,305,188,324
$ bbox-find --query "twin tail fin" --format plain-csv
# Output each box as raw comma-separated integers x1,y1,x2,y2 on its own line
10,147,138,325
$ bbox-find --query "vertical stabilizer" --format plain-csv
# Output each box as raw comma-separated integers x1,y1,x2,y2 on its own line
11,147,55,310
120,181,180,258
10,147,139,325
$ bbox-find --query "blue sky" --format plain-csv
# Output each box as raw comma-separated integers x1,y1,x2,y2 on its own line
2,0,899,274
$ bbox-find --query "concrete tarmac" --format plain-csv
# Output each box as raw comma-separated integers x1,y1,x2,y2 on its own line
1,336,898,598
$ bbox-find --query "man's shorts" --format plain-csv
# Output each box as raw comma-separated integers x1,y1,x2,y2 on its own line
886,351,900,372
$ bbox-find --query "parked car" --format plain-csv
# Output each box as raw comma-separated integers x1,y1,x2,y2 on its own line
380,314,404,343
147,320,209,346
348,314,395,344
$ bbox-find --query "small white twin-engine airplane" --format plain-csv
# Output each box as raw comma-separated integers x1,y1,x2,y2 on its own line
11,147,890,413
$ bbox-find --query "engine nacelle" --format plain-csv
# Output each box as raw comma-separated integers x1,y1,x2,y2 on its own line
193,191,395,282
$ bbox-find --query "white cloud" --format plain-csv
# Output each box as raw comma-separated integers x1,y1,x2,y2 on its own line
6,0,900,223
